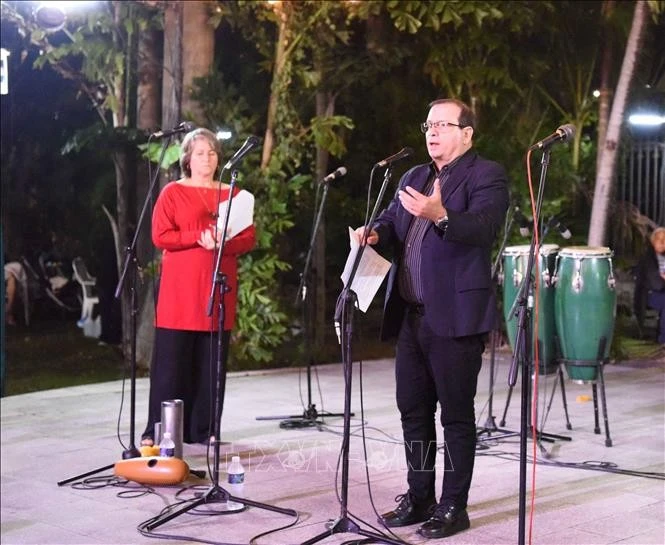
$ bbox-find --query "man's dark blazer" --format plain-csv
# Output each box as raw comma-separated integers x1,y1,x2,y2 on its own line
373,150,509,340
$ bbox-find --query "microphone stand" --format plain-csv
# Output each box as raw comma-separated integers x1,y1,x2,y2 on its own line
477,208,520,442
300,166,406,545
146,169,296,530
255,177,348,427
57,134,173,486
508,148,571,545
498,218,574,439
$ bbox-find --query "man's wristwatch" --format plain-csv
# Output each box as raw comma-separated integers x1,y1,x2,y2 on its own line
435,214,449,232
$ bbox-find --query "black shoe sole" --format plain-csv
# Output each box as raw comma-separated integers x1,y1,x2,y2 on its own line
417,517,470,539
379,515,431,528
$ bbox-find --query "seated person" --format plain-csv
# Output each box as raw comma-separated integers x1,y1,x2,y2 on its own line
634,226,665,344
4,261,27,326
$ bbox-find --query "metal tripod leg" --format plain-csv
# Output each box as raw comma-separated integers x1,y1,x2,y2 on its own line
590,338,612,446
559,365,572,430
501,361,571,444
598,363,613,447
544,365,572,431
499,383,513,427
592,383,601,434
477,330,520,441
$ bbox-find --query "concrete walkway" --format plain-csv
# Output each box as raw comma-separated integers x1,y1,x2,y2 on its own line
1,351,664,545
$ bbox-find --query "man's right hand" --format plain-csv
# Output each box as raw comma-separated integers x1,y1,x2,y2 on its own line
354,226,379,245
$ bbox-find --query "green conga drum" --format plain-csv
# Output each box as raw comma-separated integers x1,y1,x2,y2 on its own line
502,244,559,375
553,247,617,383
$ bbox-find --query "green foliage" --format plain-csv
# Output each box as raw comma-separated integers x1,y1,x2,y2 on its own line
310,115,355,158
201,1,372,366
189,71,308,366
137,142,181,170
384,1,552,106
60,123,148,155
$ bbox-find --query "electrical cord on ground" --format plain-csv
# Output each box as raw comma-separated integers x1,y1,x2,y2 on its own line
136,481,299,545
137,499,248,545
475,448,665,480
64,465,296,545
70,473,156,498
247,510,301,545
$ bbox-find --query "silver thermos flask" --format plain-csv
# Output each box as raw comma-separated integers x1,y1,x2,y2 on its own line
160,399,184,459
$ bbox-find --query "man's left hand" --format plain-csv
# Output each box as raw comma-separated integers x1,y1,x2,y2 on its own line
398,178,445,222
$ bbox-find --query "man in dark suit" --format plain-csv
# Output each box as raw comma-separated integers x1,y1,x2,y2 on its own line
358,98,509,539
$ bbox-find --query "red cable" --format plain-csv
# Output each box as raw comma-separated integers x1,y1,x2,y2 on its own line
525,148,539,545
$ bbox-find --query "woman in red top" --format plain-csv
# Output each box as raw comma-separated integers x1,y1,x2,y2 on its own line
141,128,256,446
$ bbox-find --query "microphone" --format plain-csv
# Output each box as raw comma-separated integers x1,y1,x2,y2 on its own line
514,206,531,237
529,124,576,150
376,147,414,168
151,121,196,138
334,296,344,345
223,135,261,170
548,218,572,239
321,166,348,184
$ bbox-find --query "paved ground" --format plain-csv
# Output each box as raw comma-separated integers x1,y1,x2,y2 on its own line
1,350,664,545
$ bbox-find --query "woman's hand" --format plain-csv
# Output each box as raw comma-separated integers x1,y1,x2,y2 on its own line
197,227,233,250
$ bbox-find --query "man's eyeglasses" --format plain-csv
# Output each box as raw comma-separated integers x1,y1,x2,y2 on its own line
420,120,464,134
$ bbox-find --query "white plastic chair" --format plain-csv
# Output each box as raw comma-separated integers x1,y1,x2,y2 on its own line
4,261,30,325
72,257,100,335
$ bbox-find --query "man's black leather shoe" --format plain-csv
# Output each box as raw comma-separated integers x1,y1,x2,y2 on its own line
378,492,436,528
417,504,470,539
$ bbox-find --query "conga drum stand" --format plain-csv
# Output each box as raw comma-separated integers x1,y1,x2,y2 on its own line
500,364,572,439
506,316,572,449
559,338,613,447
500,277,573,441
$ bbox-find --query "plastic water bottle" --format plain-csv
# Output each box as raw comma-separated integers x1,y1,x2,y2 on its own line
159,432,175,458
226,455,245,510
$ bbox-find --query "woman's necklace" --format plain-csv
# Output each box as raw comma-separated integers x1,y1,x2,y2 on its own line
193,184,218,219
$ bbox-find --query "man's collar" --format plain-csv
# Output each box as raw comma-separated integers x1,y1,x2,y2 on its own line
429,148,474,175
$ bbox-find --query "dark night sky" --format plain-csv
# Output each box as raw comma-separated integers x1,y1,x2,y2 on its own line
1,15,112,264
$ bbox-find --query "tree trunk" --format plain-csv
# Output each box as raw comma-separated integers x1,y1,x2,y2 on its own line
107,2,134,361
588,0,648,247
313,90,335,353
182,1,214,125
113,149,132,358
162,1,183,185
137,29,162,134
135,27,162,371
261,4,289,170
596,0,615,177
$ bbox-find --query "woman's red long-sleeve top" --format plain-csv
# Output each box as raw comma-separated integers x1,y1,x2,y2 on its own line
152,182,256,332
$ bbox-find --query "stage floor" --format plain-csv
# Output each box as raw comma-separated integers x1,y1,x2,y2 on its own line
2,351,664,545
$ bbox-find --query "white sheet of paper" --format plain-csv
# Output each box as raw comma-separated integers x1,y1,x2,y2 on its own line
217,190,255,239
340,226,391,312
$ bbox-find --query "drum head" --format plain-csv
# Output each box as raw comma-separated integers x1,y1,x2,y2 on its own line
539,244,560,256
559,246,612,258
503,245,531,256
